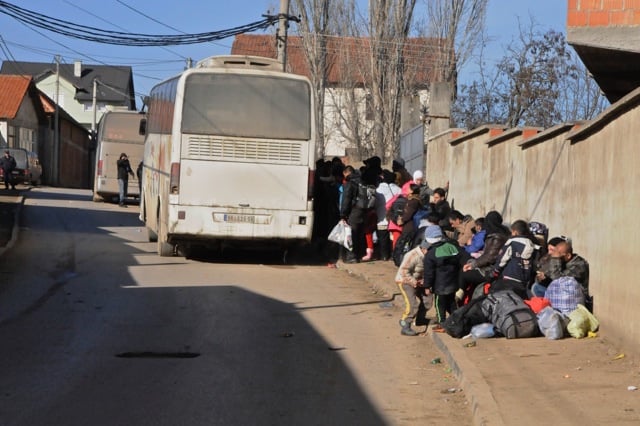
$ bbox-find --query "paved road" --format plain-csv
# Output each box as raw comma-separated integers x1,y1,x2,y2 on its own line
0,187,472,426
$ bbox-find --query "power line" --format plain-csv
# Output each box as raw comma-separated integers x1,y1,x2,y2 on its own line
0,1,279,46
62,0,187,60
114,0,231,53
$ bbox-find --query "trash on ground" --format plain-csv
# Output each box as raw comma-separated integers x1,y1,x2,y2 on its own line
464,340,477,347
628,386,638,391
378,301,394,308
612,353,625,360
431,357,442,364
281,332,295,338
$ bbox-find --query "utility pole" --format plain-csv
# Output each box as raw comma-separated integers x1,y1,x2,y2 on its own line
276,0,290,72
54,54,60,186
91,79,98,141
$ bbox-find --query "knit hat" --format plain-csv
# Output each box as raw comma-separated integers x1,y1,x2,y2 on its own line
425,225,443,244
392,158,405,171
413,170,423,181
484,211,509,236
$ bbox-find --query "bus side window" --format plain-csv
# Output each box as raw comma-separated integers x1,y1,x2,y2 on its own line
139,118,147,136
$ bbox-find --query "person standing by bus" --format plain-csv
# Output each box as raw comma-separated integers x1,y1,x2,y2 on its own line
117,153,134,207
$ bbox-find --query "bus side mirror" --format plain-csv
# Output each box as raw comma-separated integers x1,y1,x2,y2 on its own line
139,118,147,136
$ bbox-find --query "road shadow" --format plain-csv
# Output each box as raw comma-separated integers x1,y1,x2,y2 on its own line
0,284,387,425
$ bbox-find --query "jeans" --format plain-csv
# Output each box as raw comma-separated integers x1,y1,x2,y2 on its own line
118,178,128,204
531,282,547,298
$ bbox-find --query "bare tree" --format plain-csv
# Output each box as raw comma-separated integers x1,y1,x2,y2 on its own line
292,0,332,160
452,20,609,129
368,0,417,160
423,0,488,92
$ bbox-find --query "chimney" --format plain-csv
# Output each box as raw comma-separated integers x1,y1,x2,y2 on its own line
74,60,82,78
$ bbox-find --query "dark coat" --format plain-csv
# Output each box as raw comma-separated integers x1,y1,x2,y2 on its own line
117,158,134,180
0,154,16,173
423,240,468,295
400,195,422,236
340,170,365,225
469,232,509,278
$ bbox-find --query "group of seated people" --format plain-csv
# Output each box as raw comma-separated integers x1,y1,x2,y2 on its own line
394,206,591,337
313,155,591,337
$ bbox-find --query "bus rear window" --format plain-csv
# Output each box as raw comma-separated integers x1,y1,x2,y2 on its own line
182,74,311,140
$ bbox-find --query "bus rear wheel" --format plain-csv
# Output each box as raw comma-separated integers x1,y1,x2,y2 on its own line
156,208,174,256
157,239,174,257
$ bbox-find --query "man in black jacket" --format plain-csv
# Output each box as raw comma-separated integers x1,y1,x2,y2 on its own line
117,153,135,207
0,150,17,190
340,165,365,262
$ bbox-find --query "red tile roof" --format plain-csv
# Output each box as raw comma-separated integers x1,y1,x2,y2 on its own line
231,34,443,87
0,75,32,119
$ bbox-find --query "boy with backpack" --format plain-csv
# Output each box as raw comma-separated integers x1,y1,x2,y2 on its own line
422,225,469,331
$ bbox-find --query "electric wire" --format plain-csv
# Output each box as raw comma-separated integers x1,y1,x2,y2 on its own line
0,1,278,46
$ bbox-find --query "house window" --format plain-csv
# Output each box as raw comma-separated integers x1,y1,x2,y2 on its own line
18,128,35,151
7,125,15,147
84,103,108,112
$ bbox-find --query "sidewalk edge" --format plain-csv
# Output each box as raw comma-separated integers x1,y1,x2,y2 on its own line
430,332,505,426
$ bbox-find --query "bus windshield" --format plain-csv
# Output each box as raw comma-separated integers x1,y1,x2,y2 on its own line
181,73,311,140
101,113,146,143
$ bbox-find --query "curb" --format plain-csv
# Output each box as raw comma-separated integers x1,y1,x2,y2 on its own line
337,259,503,426
430,332,504,426
336,261,402,302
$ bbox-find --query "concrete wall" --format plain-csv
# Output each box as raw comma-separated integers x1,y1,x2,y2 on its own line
424,87,640,353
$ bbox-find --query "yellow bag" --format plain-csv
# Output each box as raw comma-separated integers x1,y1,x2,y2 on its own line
567,304,599,338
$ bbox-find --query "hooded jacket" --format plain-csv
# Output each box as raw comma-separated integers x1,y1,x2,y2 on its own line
491,236,538,284
423,240,468,295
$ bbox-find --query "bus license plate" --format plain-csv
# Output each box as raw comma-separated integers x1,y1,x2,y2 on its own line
214,213,271,225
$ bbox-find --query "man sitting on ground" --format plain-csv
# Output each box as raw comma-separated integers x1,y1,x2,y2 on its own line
448,210,474,248
536,238,591,309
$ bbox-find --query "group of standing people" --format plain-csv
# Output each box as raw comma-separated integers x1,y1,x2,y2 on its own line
311,155,449,267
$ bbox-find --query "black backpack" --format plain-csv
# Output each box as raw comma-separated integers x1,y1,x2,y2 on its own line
442,296,489,338
392,231,416,267
355,183,376,209
481,290,539,339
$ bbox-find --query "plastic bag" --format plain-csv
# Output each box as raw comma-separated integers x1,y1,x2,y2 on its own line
328,221,353,251
567,304,599,338
537,306,566,340
470,322,495,339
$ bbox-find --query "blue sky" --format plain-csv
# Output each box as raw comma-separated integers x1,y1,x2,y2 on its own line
0,0,567,103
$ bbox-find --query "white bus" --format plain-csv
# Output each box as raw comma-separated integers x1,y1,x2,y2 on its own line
93,110,146,203
140,55,316,256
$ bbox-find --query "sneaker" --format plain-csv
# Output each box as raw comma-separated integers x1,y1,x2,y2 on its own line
432,324,446,333
401,327,418,336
